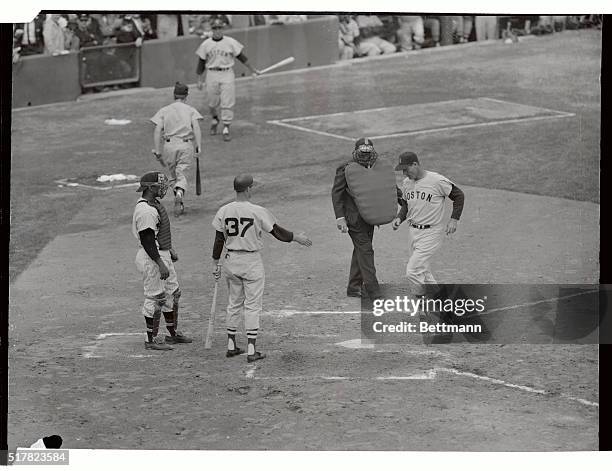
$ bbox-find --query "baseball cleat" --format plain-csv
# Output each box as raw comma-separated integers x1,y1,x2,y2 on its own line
145,336,174,351
210,119,218,135
222,126,231,142
165,332,193,344
247,352,266,363
346,289,362,298
226,347,245,358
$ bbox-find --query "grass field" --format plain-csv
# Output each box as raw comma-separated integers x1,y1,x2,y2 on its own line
9,30,600,451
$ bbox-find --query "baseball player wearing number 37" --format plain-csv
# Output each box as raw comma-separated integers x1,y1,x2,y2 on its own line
393,152,465,297
211,175,312,362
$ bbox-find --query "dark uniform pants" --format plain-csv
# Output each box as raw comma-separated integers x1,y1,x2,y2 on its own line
347,216,380,298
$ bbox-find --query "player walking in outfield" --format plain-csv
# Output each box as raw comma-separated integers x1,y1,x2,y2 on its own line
332,138,391,300
211,174,312,362
195,17,261,142
133,171,193,351
151,82,203,217
392,152,465,297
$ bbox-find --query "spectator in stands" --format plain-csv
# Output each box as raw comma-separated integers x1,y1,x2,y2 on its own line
115,15,143,46
338,14,359,60
423,15,441,47
396,15,424,51
188,15,210,36
13,27,23,63
156,14,189,40
451,15,473,43
74,14,104,48
355,14,396,55
475,16,498,41
43,14,69,55
141,17,158,40
14,14,45,55
91,13,123,40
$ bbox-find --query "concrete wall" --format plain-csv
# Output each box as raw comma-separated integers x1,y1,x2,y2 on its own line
12,16,339,109
141,16,339,88
12,52,81,108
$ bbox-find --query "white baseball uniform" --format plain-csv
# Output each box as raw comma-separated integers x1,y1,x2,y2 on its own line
212,201,276,340
150,102,203,194
195,36,243,125
399,171,453,294
132,199,179,317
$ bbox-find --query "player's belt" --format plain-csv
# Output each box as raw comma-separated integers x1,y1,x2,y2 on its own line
411,223,431,229
165,137,193,142
208,67,232,71
227,249,259,253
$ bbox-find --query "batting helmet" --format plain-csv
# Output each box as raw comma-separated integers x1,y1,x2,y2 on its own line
352,137,378,167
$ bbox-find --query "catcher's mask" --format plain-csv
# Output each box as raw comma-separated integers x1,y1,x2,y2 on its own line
137,171,169,198
352,137,378,167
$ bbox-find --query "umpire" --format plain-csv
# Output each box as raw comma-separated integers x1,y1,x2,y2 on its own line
331,138,384,299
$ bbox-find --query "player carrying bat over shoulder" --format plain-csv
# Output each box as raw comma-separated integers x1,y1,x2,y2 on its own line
211,174,312,362
150,81,203,217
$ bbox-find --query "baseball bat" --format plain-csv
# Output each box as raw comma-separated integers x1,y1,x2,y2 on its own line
195,157,202,195
258,56,295,75
204,279,218,348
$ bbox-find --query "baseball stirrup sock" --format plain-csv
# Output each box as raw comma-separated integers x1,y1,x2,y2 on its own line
145,316,155,342
163,311,176,336
152,312,162,336
227,328,237,350
247,338,257,356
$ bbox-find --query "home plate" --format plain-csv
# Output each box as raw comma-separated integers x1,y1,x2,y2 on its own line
336,338,375,349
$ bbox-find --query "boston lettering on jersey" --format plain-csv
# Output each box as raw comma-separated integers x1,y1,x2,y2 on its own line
403,190,433,202
206,48,234,60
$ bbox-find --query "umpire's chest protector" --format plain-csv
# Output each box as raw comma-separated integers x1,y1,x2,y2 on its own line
344,160,397,225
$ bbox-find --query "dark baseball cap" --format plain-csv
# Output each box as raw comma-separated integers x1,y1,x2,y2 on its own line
211,18,225,29
136,171,164,192
173,82,189,97
234,174,254,193
354,137,375,152
395,151,419,170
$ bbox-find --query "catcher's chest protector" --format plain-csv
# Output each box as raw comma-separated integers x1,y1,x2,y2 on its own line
344,160,398,225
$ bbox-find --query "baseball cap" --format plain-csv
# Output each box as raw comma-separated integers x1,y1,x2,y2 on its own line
233,174,254,193
211,18,225,29
78,14,89,20
354,137,375,153
395,151,419,170
173,82,189,97
136,171,164,192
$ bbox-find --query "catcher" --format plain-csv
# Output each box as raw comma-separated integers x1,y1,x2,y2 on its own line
132,171,192,350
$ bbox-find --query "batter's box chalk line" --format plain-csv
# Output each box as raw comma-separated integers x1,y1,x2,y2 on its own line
83,332,149,359
267,96,575,142
249,366,598,408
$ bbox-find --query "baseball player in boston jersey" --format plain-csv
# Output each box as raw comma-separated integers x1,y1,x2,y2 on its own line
132,171,192,350
195,18,260,142
211,174,312,362
392,152,465,296
151,82,203,217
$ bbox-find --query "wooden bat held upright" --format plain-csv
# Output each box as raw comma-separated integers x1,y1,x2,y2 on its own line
258,56,295,75
204,278,219,348
196,156,202,195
